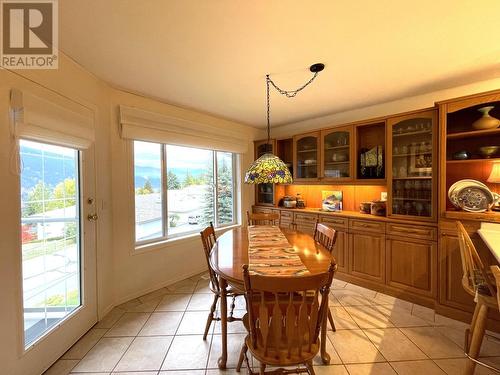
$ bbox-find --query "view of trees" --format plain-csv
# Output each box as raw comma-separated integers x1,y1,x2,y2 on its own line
135,179,155,195
25,178,76,216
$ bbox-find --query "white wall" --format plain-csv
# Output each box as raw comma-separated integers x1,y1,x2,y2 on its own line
0,51,259,375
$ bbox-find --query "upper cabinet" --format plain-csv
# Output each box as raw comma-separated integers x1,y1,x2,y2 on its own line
355,121,386,182
293,132,320,181
254,139,276,206
438,90,500,222
320,126,353,181
387,109,438,222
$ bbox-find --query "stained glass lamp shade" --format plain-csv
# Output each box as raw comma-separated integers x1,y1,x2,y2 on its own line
244,152,293,184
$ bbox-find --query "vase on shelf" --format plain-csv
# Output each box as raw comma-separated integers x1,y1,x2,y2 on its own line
472,106,500,130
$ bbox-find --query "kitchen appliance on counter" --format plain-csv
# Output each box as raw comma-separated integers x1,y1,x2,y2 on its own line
370,200,387,216
296,193,306,209
360,202,372,214
281,195,297,208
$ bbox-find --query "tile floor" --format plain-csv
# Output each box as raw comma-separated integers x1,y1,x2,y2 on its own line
44,274,500,375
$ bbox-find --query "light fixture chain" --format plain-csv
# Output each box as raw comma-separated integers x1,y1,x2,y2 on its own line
267,71,319,98
266,75,271,150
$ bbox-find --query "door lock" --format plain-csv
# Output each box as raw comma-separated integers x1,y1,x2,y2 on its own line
87,213,98,221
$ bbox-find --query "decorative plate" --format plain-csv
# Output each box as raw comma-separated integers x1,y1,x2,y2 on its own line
456,185,494,212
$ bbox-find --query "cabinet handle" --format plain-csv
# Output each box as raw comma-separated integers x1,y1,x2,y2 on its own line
391,226,429,234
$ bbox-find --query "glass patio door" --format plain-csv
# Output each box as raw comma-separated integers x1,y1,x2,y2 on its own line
19,139,97,353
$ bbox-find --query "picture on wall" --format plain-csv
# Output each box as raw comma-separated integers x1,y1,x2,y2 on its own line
322,190,343,212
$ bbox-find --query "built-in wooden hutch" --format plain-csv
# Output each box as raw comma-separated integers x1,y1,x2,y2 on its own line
253,89,500,327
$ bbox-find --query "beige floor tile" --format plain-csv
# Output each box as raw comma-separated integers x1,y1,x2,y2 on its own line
161,335,212,370
376,305,431,328
116,298,142,311
400,327,463,359
346,362,397,375
62,328,108,359
138,287,170,303
436,325,500,357
344,305,394,329
311,364,349,374
328,306,359,330
156,293,192,311
331,279,348,290
161,371,206,375
94,308,126,329
412,304,435,323
43,359,79,375
205,369,240,375
314,334,342,365
112,372,157,375
114,336,172,372
72,337,133,372
177,311,212,335
217,295,247,311
121,297,162,313
194,278,213,293
364,328,427,361
105,312,150,337
390,359,446,374
329,294,342,306
434,358,492,375
434,314,468,329
187,293,217,311
328,330,385,364
214,319,247,334
189,271,210,282
333,290,374,307
208,333,246,368
344,283,378,298
139,311,183,336
372,293,413,311
166,278,198,293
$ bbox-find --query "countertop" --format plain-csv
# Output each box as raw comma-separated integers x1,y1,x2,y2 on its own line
478,223,500,263
259,206,437,227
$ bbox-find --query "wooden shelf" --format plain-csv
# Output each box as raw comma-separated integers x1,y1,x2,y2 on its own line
393,130,432,137
446,158,500,164
298,163,317,167
444,210,500,223
324,161,349,165
447,127,500,140
393,197,432,202
297,149,317,153
393,152,432,157
393,176,432,180
324,145,349,151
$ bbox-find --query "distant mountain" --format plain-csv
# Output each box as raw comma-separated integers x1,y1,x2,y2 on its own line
20,144,207,195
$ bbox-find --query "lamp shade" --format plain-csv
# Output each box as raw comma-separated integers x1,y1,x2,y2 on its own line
487,163,500,183
244,153,293,184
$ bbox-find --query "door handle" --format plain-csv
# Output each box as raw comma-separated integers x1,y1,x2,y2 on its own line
87,213,98,221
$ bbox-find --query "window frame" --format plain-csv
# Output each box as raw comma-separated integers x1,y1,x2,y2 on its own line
133,142,239,247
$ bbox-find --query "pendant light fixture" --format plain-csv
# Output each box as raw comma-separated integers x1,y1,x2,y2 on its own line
244,63,325,184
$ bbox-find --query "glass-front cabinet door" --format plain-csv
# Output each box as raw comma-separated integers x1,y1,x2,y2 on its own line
320,126,353,181
254,139,276,206
387,110,437,221
293,132,320,181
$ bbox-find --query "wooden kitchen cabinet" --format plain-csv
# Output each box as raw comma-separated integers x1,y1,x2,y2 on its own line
320,125,353,181
293,132,320,181
349,230,386,283
386,236,437,298
293,212,318,235
319,215,348,272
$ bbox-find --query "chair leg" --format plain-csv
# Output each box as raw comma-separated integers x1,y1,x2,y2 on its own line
229,294,236,321
236,343,247,372
259,363,266,375
203,294,219,340
465,302,489,375
328,308,336,332
305,361,316,375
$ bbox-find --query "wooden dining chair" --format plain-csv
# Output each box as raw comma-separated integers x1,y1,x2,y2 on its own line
199,223,243,340
236,262,336,375
456,221,499,375
246,211,280,226
313,221,337,332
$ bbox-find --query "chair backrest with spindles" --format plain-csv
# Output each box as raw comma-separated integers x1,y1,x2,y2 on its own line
313,221,337,253
242,262,336,361
246,211,280,226
456,221,496,297
200,222,220,292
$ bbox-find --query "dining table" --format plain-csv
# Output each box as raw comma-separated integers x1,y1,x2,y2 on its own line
209,226,334,369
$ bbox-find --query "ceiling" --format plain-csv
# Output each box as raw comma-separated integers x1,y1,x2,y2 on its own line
59,1,500,128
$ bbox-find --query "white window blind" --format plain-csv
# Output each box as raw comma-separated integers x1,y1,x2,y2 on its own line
10,88,95,150
119,105,248,154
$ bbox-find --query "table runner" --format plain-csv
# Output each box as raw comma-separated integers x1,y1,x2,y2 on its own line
247,225,309,276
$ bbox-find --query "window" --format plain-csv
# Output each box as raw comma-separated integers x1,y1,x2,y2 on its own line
20,140,81,347
134,141,237,243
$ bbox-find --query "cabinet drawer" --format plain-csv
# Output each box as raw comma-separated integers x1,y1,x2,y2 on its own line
294,212,318,224
280,210,293,219
253,207,272,214
387,223,437,241
350,219,385,233
319,215,348,229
